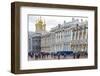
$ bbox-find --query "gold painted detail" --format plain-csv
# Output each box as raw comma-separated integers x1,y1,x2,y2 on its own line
35,16,46,32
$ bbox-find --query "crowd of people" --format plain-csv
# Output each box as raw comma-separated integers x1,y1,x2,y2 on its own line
28,51,88,60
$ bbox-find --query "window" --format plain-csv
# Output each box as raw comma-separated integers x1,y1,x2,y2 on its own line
79,31,82,40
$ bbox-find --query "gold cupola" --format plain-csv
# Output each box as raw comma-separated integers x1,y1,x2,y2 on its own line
35,16,46,33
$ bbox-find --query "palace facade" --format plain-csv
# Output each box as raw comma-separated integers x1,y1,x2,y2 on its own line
28,17,88,53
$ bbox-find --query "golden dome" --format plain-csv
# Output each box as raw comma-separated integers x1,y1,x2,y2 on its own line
35,16,46,32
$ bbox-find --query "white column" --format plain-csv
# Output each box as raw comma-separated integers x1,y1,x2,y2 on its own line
74,31,76,40
70,30,72,40
86,29,88,39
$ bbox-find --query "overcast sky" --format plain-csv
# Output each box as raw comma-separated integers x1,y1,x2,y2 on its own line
28,15,87,32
